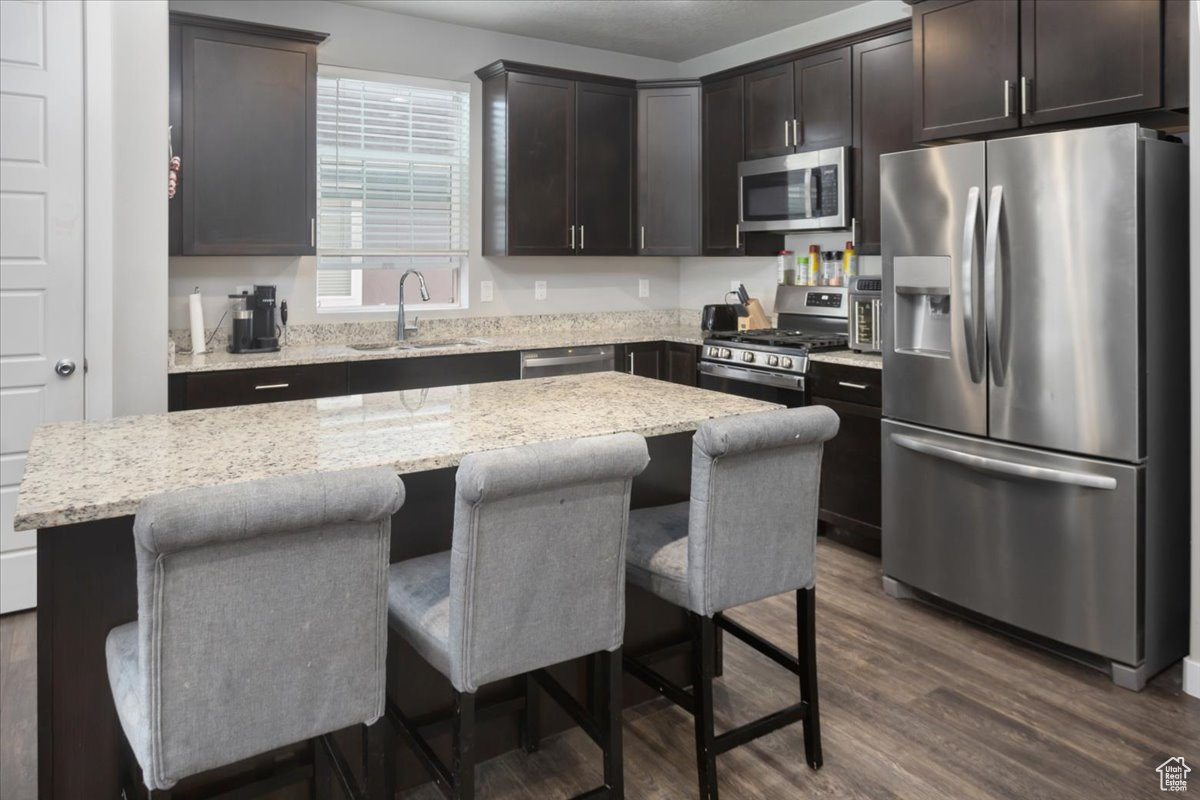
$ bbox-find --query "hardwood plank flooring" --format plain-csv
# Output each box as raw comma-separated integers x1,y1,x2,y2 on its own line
2,540,1196,799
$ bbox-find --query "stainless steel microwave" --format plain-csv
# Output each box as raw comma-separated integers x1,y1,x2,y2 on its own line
737,147,849,232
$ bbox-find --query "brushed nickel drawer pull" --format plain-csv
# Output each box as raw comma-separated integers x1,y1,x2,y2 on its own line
837,381,870,390
254,383,290,390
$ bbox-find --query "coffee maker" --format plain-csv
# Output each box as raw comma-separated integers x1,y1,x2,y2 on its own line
228,285,281,353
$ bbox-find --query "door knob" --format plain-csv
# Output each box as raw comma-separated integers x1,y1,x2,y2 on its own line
54,358,76,377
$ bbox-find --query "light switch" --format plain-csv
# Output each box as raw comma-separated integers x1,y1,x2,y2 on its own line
638,279,650,298
534,281,547,301
480,280,494,302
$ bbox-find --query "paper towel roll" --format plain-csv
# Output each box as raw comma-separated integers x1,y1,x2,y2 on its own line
189,290,207,354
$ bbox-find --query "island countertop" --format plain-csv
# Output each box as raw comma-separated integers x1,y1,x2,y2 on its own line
15,372,780,531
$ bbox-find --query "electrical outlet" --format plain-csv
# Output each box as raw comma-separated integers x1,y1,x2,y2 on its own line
534,280,547,301
638,279,650,298
480,280,494,302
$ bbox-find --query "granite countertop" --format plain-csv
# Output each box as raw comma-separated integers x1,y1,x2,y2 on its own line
14,372,779,530
808,350,882,370
170,326,706,374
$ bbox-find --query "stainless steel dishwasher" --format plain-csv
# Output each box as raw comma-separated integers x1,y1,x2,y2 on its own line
520,346,615,378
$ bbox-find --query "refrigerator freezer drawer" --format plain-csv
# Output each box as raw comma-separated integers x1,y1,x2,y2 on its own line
881,420,1141,665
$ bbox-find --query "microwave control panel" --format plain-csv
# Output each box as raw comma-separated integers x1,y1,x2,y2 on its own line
815,165,840,217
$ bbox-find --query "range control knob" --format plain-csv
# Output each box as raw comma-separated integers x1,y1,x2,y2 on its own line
742,351,755,363
780,357,793,369
766,355,779,367
706,346,718,357
720,348,732,359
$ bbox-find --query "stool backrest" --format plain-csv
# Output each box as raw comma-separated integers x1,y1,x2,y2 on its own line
688,406,839,616
448,433,650,692
130,467,404,789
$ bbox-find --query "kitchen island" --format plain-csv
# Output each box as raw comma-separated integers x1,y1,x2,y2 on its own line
15,372,778,799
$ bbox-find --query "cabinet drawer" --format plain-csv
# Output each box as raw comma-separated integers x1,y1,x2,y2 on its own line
808,361,881,406
183,364,347,410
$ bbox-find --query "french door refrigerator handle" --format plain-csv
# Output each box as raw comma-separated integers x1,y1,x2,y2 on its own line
983,184,1005,386
960,186,984,383
891,434,1118,490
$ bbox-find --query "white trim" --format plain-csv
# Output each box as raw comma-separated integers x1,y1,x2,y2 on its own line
0,550,37,613
83,0,113,422
1184,656,1200,699
317,63,469,94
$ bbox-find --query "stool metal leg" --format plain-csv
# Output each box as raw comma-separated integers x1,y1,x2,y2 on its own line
521,672,541,753
452,690,476,800
365,716,397,800
598,648,625,798
796,587,822,770
691,614,718,800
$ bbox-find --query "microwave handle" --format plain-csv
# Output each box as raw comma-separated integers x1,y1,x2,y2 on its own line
806,168,815,218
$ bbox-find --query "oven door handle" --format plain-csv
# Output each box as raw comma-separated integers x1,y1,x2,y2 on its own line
700,362,805,390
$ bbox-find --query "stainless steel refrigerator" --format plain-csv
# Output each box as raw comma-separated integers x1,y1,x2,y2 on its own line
879,124,1190,691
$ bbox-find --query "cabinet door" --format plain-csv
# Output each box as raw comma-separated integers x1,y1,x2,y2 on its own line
507,73,576,255
179,25,317,255
620,342,663,379
346,352,521,394
913,0,1019,141
853,30,913,256
793,47,851,152
702,76,745,255
576,82,636,255
743,63,794,159
1019,0,1161,126
181,364,347,410
664,343,698,387
811,396,881,554
638,85,701,255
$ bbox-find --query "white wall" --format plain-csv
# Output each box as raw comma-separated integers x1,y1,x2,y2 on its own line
166,0,682,329
1185,0,1199,700
110,0,169,414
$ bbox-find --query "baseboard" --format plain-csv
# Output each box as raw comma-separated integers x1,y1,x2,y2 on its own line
1184,656,1200,699
0,548,36,613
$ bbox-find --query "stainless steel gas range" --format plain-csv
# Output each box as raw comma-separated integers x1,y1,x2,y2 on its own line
698,286,849,406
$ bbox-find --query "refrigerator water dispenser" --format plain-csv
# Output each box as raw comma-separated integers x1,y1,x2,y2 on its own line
893,256,951,356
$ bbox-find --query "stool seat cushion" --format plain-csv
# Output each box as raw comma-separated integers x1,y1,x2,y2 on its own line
106,622,149,771
625,501,691,611
388,551,453,681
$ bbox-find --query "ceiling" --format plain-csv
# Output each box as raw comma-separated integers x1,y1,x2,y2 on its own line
342,0,869,62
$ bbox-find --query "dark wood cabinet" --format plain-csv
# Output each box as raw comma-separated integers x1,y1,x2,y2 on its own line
793,46,852,152
170,13,325,256
346,352,520,394
853,30,914,257
912,0,1019,141
576,82,637,255
743,62,794,160
701,76,745,256
619,341,664,379
478,62,635,257
1163,0,1189,110
170,363,347,411
637,81,702,256
808,361,883,555
664,343,699,387
1018,0,1161,126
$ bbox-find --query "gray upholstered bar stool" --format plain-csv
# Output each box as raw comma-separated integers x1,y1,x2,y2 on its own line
622,406,839,800
384,433,650,799
105,467,405,799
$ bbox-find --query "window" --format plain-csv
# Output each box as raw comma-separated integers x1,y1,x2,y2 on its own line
316,67,470,311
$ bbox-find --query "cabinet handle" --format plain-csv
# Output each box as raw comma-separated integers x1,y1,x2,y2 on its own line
570,224,575,250
784,119,791,147
792,118,799,147
580,224,584,250
735,222,741,247
627,352,634,374
851,217,857,246
1020,76,1029,115
255,382,290,391
310,218,315,247
640,225,645,250
837,381,870,390
1003,79,1011,117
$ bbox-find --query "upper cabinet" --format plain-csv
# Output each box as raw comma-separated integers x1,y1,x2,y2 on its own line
637,81,702,256
744,48,851,160
478,62,635,257
912,0,1020,141
701,76,745,255
169,13,325,256
914,0,1180,142
853,29,914,256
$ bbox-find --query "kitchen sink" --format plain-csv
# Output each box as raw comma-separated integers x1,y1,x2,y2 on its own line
348,338,488,352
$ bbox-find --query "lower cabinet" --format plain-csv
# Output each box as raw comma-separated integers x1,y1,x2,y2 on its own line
616,342,699,386
346,351,520,394
808,361,882,555
664,342,699,387
170,363,348,411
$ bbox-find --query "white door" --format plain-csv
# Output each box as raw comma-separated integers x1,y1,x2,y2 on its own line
0,0,86,612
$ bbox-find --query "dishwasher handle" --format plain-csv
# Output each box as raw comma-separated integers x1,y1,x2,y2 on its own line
520,346,615,378
523,353,611,368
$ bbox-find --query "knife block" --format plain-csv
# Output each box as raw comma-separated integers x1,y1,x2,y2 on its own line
737,298,772,331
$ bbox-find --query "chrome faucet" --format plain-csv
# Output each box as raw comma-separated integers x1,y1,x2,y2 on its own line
397,269,430,341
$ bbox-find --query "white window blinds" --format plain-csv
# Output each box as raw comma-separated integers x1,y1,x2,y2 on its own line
316,70,470,272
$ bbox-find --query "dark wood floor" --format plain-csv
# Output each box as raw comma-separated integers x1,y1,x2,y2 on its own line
3,541,1196,799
